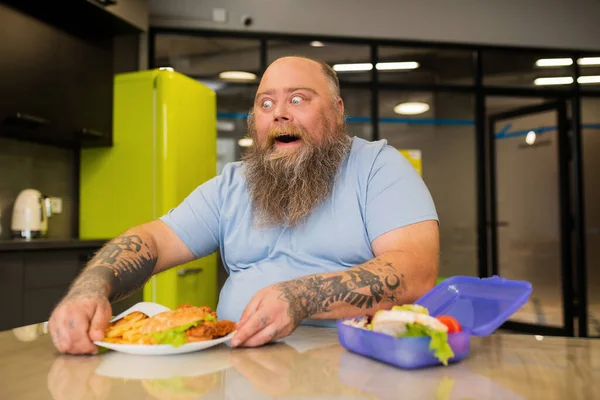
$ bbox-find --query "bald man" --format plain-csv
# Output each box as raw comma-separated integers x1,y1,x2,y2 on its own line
48,56,440,354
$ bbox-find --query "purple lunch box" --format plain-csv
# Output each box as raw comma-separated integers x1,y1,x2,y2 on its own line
337,275,533,369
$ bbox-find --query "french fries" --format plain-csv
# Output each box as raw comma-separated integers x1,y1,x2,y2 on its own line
103,311,154,344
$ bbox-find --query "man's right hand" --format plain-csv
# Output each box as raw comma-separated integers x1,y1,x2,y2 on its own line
46,221,197,355
48,292,112,355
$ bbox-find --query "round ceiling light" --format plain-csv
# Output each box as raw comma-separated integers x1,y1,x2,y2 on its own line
525,130,536,145
219,71,257,81
393,102,430,115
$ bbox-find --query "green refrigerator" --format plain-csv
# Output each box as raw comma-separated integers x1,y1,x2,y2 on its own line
79,69,218,310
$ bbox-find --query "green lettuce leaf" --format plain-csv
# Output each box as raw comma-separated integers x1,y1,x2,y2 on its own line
204,314,217,323
150,314,219,347
150,321,200,348
400,323,454,366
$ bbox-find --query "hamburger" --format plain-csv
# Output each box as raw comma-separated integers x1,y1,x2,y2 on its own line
139,304,236,347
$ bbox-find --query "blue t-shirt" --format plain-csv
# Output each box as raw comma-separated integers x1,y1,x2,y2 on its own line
159,137,438,324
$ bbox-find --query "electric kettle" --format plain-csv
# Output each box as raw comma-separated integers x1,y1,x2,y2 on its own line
11,189,52,240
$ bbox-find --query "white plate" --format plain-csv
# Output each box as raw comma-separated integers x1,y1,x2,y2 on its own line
92,301,236,356
94,331,236,356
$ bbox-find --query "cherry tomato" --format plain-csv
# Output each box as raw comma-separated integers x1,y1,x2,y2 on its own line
437,315,462,333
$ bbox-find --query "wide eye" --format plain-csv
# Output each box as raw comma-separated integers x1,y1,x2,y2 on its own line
262,99,273,109
291,96,303,105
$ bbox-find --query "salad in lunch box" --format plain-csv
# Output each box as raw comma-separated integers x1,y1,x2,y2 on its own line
342,304,462,366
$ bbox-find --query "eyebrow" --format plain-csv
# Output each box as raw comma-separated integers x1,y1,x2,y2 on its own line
255,87,319,100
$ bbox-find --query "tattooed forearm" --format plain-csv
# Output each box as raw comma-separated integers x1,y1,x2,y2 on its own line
67,234,158,303
274,256,407,325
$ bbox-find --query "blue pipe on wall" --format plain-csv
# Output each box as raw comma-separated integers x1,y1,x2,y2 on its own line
216,113,600,139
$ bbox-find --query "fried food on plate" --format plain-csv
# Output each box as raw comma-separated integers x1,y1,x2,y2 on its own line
101,304,234,347
186,320,236,342
103,311,153,344
105,311,147,338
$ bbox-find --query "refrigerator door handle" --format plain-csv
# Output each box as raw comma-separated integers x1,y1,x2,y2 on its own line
177,267,203,277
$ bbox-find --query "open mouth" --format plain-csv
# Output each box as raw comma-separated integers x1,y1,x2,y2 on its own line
274,134,301,144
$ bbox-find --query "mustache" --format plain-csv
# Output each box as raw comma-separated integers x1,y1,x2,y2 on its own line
265,124,309,144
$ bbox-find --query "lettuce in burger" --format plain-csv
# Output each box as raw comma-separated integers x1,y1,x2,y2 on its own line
139,305,233,347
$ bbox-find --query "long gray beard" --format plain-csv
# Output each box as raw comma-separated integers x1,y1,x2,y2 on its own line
242,126,351,229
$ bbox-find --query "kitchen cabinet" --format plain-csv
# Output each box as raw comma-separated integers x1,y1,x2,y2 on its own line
93,0,149,36
0,245,143,331
57,28,114,147
0,3,115,147
0,255,24,331
0,1,147,148
0,0,148,41
0,5,62,146
21,251,90,326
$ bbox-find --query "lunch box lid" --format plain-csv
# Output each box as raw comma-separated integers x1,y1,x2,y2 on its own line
414,275,532,336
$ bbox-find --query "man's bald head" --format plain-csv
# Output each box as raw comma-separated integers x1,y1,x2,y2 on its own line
260,56,341,102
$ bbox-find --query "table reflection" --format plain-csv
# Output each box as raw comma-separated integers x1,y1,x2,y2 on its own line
229,342,375,398
43,333,529,400
337,351,526,400
46,345,232,400
47,355,111,400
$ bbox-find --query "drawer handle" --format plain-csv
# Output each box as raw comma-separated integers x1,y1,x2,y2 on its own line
78,128,104,138
89,0,118,7
4,112,50,127
177,268,203,277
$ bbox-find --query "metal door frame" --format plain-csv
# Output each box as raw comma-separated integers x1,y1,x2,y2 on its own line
487,99,574,337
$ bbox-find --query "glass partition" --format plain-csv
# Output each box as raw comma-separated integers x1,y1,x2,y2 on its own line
487,97,569,330
378,90,477,278
582,97,600,336
483,50,574,89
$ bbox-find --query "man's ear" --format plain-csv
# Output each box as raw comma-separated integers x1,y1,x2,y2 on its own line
336,96,345,119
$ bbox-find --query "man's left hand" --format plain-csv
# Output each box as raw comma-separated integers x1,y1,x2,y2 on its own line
231,284,305,347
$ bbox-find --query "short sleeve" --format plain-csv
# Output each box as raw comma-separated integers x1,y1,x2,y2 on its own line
159,176,221,258
365,145,438,243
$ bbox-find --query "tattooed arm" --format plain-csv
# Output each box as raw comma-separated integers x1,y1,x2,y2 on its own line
68,220,195,302
274,254,410,324
232,220,439,347
48,220,197,354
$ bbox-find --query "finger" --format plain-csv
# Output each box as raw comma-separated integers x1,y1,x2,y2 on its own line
49,315,71,353
50,325,69,354
232,312,272,347
239,324,280,348
89,302,111,342
65,312,96,354
237,294,262,329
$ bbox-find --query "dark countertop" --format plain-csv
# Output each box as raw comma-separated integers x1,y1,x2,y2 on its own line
0,238,108,252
